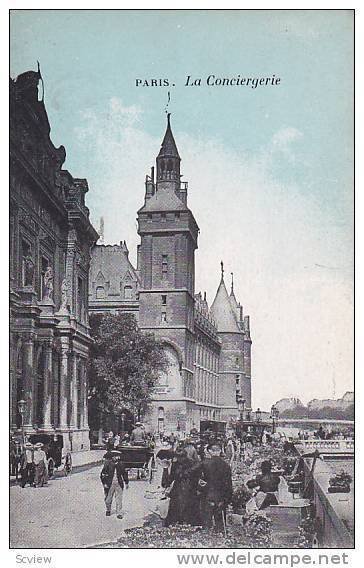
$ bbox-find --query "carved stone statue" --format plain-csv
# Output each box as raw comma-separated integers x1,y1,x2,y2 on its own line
60,278,69,311
43,266,53,301
23,254,35,287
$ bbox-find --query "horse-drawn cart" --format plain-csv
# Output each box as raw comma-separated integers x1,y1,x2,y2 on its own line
116,445,155,483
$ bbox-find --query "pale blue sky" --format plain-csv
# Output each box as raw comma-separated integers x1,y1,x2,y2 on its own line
10,10,354,408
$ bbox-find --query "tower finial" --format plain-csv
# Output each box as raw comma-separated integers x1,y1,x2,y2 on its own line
37,60,45,102
220,260,224,279
231,272,234,293
165,91,171,115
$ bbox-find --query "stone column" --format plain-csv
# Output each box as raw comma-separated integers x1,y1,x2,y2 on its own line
82,361,89,429
59,345,69,429
42,342,53,429
23,335,34,428
70,353,78,429
9,338,16,430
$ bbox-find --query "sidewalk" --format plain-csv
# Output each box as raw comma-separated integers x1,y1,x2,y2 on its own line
10,463,157,548
71,449,105,469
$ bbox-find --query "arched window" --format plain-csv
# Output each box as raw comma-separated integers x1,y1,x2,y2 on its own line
96,286,105,299
158,345,181,390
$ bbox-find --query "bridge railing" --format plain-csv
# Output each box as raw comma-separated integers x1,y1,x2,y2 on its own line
296,439,354,451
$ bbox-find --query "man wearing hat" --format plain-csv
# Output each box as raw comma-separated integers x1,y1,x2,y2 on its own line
20,442,35,488
130,422,146,446
33,442,48,487
100,450,129,518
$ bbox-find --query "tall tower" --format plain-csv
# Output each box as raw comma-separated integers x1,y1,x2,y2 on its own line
137,114,199,432
211,263,252,422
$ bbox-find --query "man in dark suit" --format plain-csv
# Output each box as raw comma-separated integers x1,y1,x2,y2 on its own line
195,442,233,532
100,450,129,518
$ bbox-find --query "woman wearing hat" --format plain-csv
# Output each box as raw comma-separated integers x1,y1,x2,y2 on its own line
33,442,48,487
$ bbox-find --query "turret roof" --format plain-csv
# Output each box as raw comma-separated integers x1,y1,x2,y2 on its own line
138,185,188,213
211,275,241,333
157,113,180,159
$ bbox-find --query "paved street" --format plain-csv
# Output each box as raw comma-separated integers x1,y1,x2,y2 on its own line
10,464,159,548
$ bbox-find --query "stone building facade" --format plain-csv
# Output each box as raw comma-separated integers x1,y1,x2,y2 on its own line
89,114,252,433
10,69,98,451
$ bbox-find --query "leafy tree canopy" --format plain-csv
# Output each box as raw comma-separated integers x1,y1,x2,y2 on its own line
88,312,169,424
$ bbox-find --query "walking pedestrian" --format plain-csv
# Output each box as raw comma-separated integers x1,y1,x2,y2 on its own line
194,442,233,532
33,442,48,487
100,450,129,518
20,442,35,488
164,447,196,527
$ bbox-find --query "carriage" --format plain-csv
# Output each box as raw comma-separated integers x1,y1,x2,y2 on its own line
28,433,72,478
116,444,155,482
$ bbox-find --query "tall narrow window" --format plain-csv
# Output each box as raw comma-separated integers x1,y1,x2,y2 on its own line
161,311,167,323
77,277,83,320
161,294,167,305
162,254,168,277
158,407,165,433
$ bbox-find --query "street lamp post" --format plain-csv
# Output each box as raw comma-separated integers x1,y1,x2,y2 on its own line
270,405,279,434
17,399,27,445
238,398,246,423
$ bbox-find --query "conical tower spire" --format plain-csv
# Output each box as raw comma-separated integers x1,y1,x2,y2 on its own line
211,263,241,333
229,271,238,308
157,113,181,182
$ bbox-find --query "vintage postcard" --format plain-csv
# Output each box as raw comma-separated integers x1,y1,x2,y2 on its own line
8,6,354,561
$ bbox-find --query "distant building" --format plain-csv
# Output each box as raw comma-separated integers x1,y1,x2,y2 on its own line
10,68,98,450
89,114,252,432
274,398,305,413
307,392,354,411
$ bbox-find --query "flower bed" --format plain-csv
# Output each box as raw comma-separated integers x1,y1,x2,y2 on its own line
328,471,352,493
102,514,273,549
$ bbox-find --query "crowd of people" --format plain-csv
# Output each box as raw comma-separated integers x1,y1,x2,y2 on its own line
99,424,287,531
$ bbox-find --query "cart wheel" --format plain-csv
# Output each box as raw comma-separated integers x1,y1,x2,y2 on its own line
64,453,72,476
48,458,55,479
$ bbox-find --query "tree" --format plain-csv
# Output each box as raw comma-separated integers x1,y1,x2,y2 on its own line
88,312,169,429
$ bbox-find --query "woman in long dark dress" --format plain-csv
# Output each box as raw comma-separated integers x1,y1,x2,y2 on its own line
164,447,196,527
